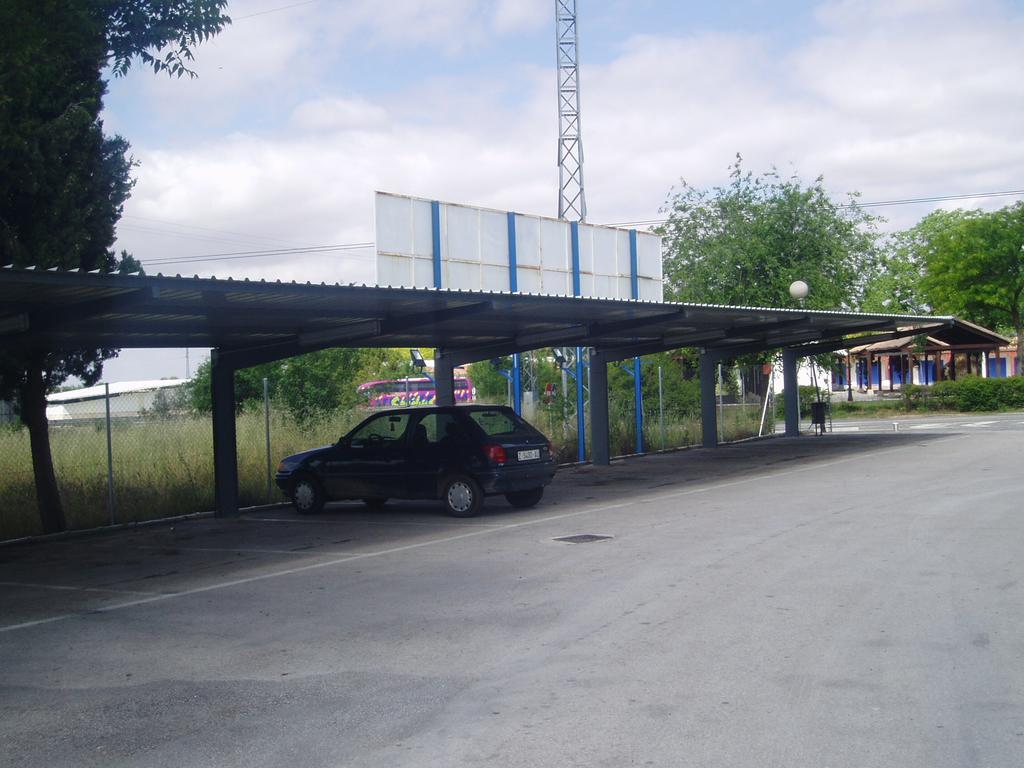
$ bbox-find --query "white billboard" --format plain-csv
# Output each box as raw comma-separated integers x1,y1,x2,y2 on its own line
374,192,663,302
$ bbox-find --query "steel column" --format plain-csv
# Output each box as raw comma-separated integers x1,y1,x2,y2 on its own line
700,351,719,449
575,346,586,462
512,352,523,414
628,229,643,454
782,348,801,437
211,350,239,516
434,351,456,406
590,349,610,465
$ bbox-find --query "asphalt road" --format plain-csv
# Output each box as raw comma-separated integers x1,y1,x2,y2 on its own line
2,424,1022,767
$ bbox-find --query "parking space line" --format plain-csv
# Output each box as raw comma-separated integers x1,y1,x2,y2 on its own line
0,580,160,596
247,516,506,528
0,435,960,635
133,545,360,556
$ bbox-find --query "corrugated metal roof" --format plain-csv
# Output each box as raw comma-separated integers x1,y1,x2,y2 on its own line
47,379,191,404
0,265,952,363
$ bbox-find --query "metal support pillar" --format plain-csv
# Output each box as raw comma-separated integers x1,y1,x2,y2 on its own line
633,356,644,454
590,349,610,466
782,347,801,437
434,351,456,406
700,351,719,449
575,346,586,462
211,350,239,517
512,352,523,414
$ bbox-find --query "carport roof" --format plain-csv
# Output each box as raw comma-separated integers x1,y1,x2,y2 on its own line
0,266,952,364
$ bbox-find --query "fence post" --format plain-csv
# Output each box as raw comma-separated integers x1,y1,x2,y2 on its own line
658,365,665,450
104,382,116,525
263,377,272,503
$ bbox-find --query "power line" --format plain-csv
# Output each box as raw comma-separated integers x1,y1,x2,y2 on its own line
233,0,320,21
133,187,1024,268
607,188,1024,229
144,242,375,267
121,214,312,248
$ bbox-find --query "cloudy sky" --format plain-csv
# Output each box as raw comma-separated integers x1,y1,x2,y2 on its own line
100,0,1024,381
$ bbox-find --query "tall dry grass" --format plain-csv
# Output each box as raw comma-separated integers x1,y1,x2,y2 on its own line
0,402,765,541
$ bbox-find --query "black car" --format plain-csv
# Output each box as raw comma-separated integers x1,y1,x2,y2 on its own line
275,405,557,517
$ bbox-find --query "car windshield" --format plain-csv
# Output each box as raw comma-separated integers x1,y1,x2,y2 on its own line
347,413,411,445
468,409,533,437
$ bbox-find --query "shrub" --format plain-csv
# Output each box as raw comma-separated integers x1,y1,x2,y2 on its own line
907,376,1024,412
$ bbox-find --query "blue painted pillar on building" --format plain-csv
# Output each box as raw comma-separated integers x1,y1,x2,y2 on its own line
430,200,442,289
571,221,586,462
507,212,523,415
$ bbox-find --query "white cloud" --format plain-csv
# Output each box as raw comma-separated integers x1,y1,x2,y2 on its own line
494,0,549,33
113,0,1024,287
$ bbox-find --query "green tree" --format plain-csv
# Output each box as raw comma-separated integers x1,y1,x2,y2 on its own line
860,232,931,315
659,156,880,311
0,1,229,533
468,358,513,404
188,348,411,421
916,203,1024,375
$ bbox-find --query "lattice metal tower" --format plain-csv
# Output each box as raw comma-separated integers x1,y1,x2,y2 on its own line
556,0,587,222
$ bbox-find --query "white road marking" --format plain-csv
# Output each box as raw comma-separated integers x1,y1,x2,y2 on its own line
134,545,359,556
0,435,961,635
961,421,996,428
249,516,505,528
830,426,860,432
909,423,946,430
0,581,159,596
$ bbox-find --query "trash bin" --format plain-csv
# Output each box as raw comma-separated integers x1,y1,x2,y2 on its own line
810,401,827,435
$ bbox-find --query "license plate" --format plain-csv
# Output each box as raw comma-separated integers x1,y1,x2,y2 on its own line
517,449,540,461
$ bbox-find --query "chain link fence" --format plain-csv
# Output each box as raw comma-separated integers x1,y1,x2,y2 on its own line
0,369,773,540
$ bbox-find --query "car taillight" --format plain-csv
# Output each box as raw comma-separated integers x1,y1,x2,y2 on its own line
483,444,507,465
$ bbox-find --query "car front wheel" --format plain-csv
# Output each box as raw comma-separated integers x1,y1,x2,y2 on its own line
442,475,483,517
505,487,544,509
291,475,325,515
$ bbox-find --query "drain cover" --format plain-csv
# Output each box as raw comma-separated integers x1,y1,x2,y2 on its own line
553,534,613,544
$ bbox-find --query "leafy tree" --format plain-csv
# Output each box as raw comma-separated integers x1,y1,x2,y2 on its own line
659,156,880,311
916,203,1024,375
188,348,411,422
468,357,514,404
859,231,932,315
0,1,229,533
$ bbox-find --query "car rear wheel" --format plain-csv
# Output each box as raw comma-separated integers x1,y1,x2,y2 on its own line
291,475,325,515
442,475,483,517
362,497,388,509
505,487,544,509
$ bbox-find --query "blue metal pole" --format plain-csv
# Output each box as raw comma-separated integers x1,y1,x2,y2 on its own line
570,221,585,461
576,346,585,462
629,230,643,454
512,352,523,415
508,212,522,415
634,357,643,454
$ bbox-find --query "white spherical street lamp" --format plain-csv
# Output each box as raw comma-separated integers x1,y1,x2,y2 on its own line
789,280,809,301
